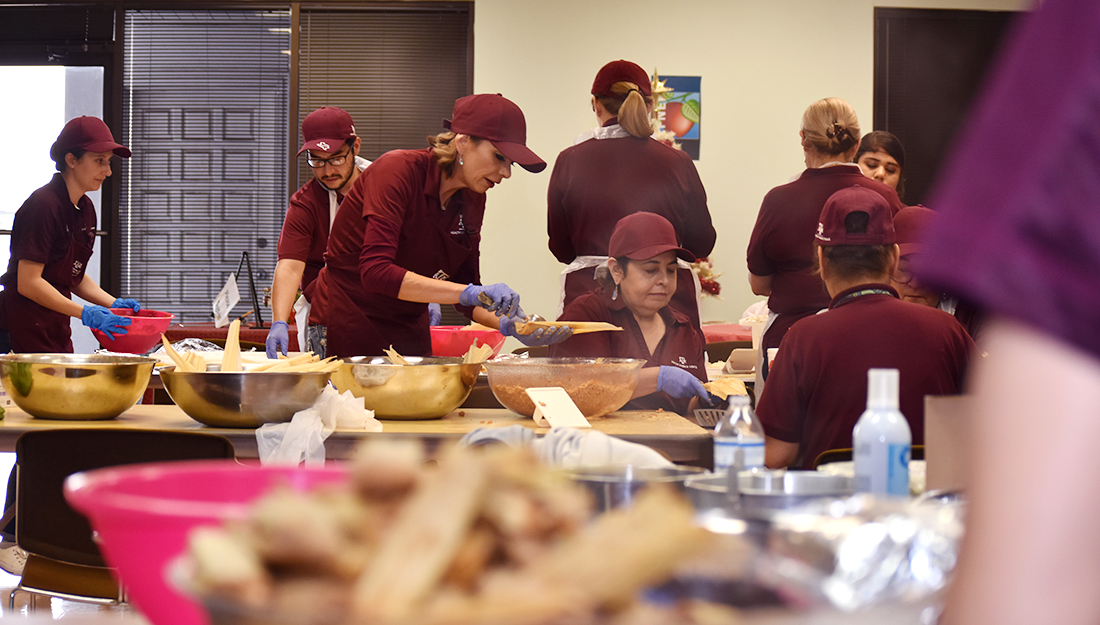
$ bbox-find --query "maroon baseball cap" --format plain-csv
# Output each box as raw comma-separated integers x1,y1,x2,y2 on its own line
50,116,131,162
591,60,652,98
608,212,695,262
444,94,545,173
297,107,356,156
815,186,897,246
894,205,936,256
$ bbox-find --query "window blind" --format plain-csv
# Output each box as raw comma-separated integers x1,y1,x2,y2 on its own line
120,9,290,324
296,4,471,189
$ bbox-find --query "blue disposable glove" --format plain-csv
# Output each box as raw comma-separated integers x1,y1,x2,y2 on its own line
428,303,442,326
111,298,142,312
459,283,521,318
266,320,290,358
81,305,131,339
499,315,573,347
656,366,712,404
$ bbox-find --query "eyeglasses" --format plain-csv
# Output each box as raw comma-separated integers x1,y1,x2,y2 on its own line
307,149,350,168
894,259,917,285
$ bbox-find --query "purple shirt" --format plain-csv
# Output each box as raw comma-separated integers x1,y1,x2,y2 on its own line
915,0,1100,359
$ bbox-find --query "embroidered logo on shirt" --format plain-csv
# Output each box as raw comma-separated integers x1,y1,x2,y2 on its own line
451,213,467,236
671,357,698,371
72,260,84,277
432,270,450,281
317,141,331,151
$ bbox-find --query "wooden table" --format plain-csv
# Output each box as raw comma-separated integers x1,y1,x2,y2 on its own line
0,405,713,467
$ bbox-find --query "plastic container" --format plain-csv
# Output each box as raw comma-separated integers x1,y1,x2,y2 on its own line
92,308,175,354
429,325,506,358
853,368,912,496
64,460,347,625
713,395,766,471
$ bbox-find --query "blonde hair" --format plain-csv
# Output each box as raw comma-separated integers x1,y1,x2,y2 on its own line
427,131,484,178
801,97,860,156
596,81,654,139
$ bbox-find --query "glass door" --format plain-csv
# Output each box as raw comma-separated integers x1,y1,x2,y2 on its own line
0,65,106,354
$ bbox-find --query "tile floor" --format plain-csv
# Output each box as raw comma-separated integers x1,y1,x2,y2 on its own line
0,568,145,621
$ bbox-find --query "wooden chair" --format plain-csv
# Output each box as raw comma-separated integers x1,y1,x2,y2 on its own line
7,429,234,611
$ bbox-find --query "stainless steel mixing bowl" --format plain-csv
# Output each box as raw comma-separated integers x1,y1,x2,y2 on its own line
0,353,157,420
329,356,480,420
483,357,645,418
160,366,332,428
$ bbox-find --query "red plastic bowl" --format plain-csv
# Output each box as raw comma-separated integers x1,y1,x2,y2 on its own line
64,460,347,625
430,325,506,358
92,308,174,354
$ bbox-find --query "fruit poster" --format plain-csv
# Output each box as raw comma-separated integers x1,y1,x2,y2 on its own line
658,76,701,159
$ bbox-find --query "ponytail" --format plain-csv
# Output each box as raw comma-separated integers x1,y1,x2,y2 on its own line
596,81,654,139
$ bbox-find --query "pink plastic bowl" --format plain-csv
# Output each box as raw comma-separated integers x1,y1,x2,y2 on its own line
92,308,175,354
430,325,506,358
64,460,347,625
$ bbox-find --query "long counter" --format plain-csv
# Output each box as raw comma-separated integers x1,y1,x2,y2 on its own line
0,404,713,467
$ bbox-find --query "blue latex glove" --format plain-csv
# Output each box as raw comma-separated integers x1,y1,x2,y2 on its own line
499,315,573,347
428,303,442,326
111,298,142,312
266,320,290,358
657,366,712,404
459,283,521,318
81,305,131,339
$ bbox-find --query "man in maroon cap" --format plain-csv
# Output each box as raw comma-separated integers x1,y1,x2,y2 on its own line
755,186,974,470
266,107,370,358
315,93,569,358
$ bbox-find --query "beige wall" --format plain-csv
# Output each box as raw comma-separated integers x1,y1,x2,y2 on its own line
470,0,1032,348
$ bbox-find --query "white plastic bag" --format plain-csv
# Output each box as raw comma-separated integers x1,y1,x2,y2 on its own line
256,386,381,466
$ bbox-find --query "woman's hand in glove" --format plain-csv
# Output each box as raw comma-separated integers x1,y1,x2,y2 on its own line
266,320,290,358
499,316,573,347
459,283,521,318
81,305,131,338
656,366,712,403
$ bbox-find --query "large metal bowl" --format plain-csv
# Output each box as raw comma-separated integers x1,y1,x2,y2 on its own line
565,464,708,513
330,356,480,420
160,366,332,428
0,353,157,420
483,357,645,418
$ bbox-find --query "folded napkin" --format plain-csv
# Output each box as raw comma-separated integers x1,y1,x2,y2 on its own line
459,425,672,469
256,386,381,466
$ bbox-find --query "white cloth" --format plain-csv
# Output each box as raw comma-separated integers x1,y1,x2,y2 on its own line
573,123,633,145
256,386,381,466
459,425,673,469
292,294,310,352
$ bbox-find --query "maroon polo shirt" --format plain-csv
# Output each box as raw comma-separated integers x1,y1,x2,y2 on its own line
755,284,974,469
914,0,1100,361
318,148,481,357
548,286,706,414
276,177,339,303
746,166,904,348
0,174,97,352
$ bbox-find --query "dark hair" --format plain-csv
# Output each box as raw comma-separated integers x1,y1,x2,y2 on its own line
595,257,633,290
813,211,893,280
855,131,906,199
55,147,87,172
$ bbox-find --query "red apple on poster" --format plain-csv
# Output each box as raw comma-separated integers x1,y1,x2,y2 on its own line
663,102,696,137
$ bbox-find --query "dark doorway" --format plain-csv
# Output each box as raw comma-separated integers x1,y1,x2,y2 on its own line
874,8,1020,206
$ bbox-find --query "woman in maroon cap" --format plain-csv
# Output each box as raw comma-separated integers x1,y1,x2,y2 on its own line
316,94,571,357
0,116,142,354
550,212,712,415
755,186,973,470
547,59,715,330
747,98,904,354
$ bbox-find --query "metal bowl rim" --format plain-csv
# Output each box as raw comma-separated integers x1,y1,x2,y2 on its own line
0,353,159,366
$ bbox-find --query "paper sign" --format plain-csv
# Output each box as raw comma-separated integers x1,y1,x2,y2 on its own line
213,273,241,328
525,387,591,429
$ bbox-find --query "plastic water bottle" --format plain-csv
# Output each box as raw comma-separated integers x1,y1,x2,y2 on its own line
853,368,911,495
713,395,766,472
